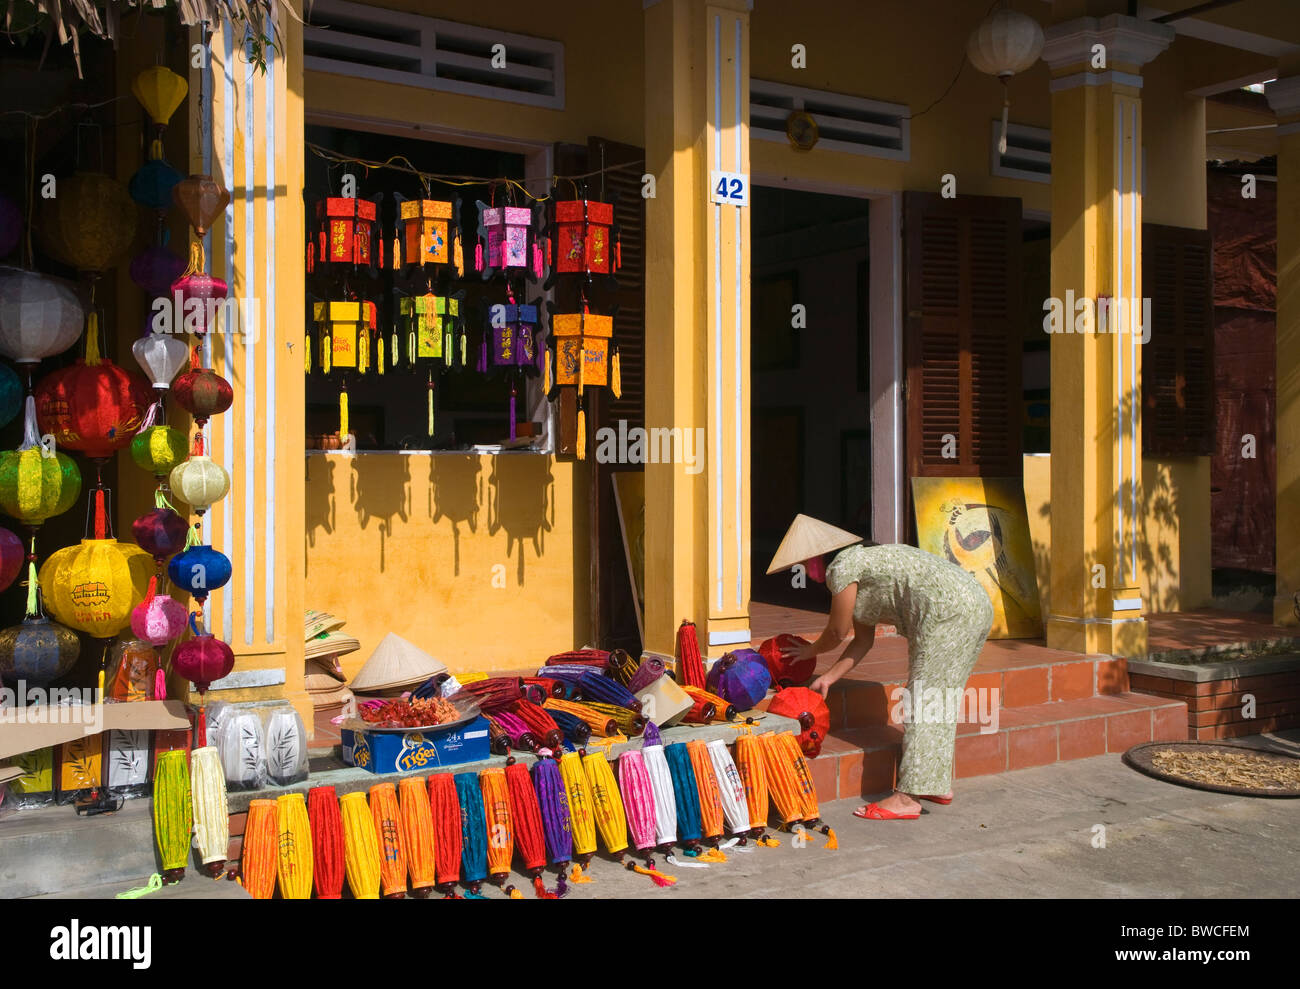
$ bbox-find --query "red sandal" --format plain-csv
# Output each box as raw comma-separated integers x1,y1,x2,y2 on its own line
919,794,953,805
853,802,928,820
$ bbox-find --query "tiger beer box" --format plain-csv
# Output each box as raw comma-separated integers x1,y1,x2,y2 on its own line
340,716,491,774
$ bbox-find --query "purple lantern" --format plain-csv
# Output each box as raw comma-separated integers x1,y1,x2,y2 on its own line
131,246,187,301
705,648,772,712
132,507,190,564
0,527,23,593
489,303,540,369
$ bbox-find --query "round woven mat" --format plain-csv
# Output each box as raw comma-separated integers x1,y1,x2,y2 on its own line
1123,741,1300,798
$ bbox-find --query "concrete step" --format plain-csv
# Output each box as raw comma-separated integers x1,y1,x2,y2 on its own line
808,691,1188,803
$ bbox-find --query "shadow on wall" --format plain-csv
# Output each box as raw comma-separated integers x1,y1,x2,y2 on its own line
430,454,482,577
305,455,337,552
488,454,555,586
349,455,412,573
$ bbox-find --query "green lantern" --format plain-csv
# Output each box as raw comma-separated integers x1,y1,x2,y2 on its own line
131,424,187,479
0,398,81,527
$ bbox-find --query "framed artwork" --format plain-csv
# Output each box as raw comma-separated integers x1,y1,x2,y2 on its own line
753,271,800,370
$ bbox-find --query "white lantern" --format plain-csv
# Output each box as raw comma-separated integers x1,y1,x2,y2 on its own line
105,728,151,789
0,267,84,365
133,332,189,389
263,705,308,786
218,707,266,789
966,7,1045,154
169,455,229,513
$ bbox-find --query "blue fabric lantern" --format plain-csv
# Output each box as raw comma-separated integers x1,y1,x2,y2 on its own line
706,648,772,711
167,544,232,604
664,742,702,843
129,158,184,212
454,772,489,889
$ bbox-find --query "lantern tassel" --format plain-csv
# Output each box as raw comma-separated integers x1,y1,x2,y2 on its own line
339,387,349,443
532,874,558,899
454,232,464,277
508,886,524,899
576,404,586,460
150,137,165,161
184,239,205,278
427,374,435,437
377,335,385,375
24,559,37,618
568,864,592,884
509,384,517,442
627,860,676,887
611,348,622,400
139,401,160,431
543,348,552,394
305,334,311,373
85,312,102,366
153,667,166,702
93,488,107,540
824,827,839,850
358,330,369,375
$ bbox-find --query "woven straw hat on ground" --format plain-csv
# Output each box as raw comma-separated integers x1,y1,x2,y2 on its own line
305,609,346,642
305,629,360,661
766,514,861,574
350,633,448,694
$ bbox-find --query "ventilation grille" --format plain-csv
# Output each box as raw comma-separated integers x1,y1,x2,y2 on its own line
304,0,564,109
750,79,909,161
991,121,1050,183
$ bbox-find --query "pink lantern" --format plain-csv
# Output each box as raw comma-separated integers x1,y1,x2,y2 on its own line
169,270,229,335
131,593,187,646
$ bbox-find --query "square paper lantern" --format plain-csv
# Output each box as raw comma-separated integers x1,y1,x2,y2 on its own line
308,196,381,272
552,200,618,275
476,203,544,279
105,728,152,790
313,301,378,373
491,303,539,369
398,294,459,365
553,312,614,388
57,733,103,801
395,199,456,269
9,747,53,800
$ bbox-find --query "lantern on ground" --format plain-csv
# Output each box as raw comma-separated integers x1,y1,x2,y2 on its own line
0,268,84,369
766,686,832,759
705,648,772,712
36,173,138,275
966,5,1044,154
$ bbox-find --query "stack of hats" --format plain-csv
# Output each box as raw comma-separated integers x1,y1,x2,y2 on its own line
349,633,448,698
305,610,360,716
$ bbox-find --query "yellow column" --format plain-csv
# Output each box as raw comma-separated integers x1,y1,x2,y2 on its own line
643,0,751,657
1267,73,1300,626
1042,14,1172,656
187,8,309,724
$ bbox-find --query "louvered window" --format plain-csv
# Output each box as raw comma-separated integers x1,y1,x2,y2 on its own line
1142,224,1214,456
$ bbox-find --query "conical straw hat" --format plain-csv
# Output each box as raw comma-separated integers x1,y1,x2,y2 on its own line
766,514,861,574
349,633,448,693
305,629,360,660
305,609,345,642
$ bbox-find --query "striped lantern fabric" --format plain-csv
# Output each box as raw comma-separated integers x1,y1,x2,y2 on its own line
663,742,702,843
707,738,751,835
734,733,769,833
427,773,462,889
543,648,610,668
681,694,717,725
543,697,618,736
454,676,524,711
398,777,437,896
683,685,736,721
548,708,592,747
340,791,382,899
479,767,514,883
189,746,228,871
493,710,538,751
241,798,278,899
504,761,548,873
369,782,407,897
776,730,820,821
675,620,706,689
626,654,667,693
523,675,565,698
641,743,678,848
485,716,512,755
152,749,192,878
687,739,726,840
616,750,657,852
758,731,805,826
510,699,564,751
532,758,573,866
582,751,628,856
606,648,638,686
276,793,314,899
575,670,642,712
308,786,345,899
558,751,597,861
455,772,489,888
580,700,646,736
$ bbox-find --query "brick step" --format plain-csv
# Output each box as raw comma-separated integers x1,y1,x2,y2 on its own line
807,691,1188,803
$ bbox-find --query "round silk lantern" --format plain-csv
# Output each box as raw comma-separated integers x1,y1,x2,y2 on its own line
170,270,229,335
168,544,232,603
131,593,187,646
759,634,817,687
130,246,186,300
0,616,80,687
0,398,82,525
133,332,189,389
0,527,22,593
0,362,21,430
132,506,189,563
705,648,772,712
172,367,233,426
0,267,84,364
38,538,153,638
130,425,187,477
129,158,183,212
172,633,234,694
36,172,138,273
34,322,152,461
133,66,189,130
0,195,20,259
169,456,229,513
767,686,832,759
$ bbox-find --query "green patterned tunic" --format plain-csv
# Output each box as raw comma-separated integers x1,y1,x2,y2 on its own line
826,543,994,795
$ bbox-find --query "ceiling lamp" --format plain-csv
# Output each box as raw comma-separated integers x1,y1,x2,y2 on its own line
966,4,1044,154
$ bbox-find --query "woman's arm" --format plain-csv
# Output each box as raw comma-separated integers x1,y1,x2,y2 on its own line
782,584,858,662
811,620,875,697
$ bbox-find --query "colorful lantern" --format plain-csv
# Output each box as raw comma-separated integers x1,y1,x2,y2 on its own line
38,538,152,639
427,772,462,894
132,65,188,133
479,767,514,886
504,760,556,898
397,776,437,898
340,790,383,899
129,158,183,212
167,544,232,603
0,268,84,365
582,750,629,857
171,632,234,696
395,293,459,368
131,426,187,478
169,456,229,514
131,247,186,301
172,176,229,254
641,741,678,850
558,751,597,871
759,633,817,687
169,269,229,335
131,506,189,562
133,332,189,390
241,798,278,898
273,792,313,899
767,686,832,758
0,616,79,687
532,758,573,869
688,739,726,842
307,195,382,273
663,742,703,846
455,772,489,894
551,310,615,390
311,300,378,440
392,195,462,273
757,731,805,827
617,750,677,887
705,648,772,711
309,786,346,899
191,747,230,876
0,526,23,592
675,620,706,689
487,300,540,370
474,201,545,280
0,400,81,526
36,173,138,273
218,707,266,790
547,198,620,282
369,782,408,898
171,366,233,428
152,749,192,883
130,593,187,647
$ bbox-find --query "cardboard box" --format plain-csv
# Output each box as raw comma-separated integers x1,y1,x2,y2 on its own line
0,700,193,761
340,716,491,774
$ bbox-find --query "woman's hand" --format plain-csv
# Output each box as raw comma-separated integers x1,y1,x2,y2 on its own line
810,674,834,699
781,639,819,665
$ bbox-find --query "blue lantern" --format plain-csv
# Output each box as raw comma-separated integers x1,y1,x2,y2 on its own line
129,158,183,212
0,616,81,688
168,544,232,604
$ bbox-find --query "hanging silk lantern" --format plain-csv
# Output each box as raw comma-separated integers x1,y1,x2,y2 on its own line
130,593,187,646
133,332,189,390
131,247,187,301
369,782,407,898
391,195,462,273
131,426,187,478
558,751,597,872
455,772,489,895
36,173,138,273
169,268,229,335
308,786,346,900
0,268,84,365
310,300,377,440
488,299,540,370
34,321,153,460
339,790,382,899
132,506,189,562
169,456,229,514
582,751,628,858
172,175,230,275
191,747,229,876
687,739,726,843
0,363,20,430
479,768,514,887
132,65,189,132
0,195,20,259
172,633,234,700
967,7,1045,155
0,616,79,687
707,738,752,837
663,743,703,847
706,648,772,711
275,792,314,899
551,310,614,389
396,293,459,369
171,366,233,428
152,749,192,883
241,798,279,899
167,544,232,603
546,198,620,283
427,773,462,895
0,526,22,592
129,158,184,212
532,758,573,870
398,776,437,898
307,195,382,273
39,538,152,638
767,686,831,758
641,741,678,852
475,201,545,280
0,399,81,526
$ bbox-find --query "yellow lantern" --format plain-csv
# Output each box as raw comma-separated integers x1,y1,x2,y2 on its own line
38,538,152,639
36,173,138,275
169,455,229,514
132,66,188,128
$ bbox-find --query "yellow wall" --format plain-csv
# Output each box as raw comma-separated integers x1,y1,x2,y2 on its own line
305,453,589,676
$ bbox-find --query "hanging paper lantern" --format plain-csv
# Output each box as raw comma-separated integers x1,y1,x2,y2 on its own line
308,786,346,900
705,648,772,711
0,363,20,430
36,173,138,273
0,527,23,592
133,65,189,129
546,198,620,283
0,268,84,365
767,686,832,759
171,366,233,426
967,7,1045,155
169,269,229,335
395,293,459,369
0,401,81,526
167,544,232,601
129,158,184,212
307,195,382,274
172,633,234,695
474,201,545,280
130,593,187,646
133,332,189,390
172,175,229,237
391,195,462,273
169,456,229,513
131,426,188,478
0,616,80,687
34,323,152,460
0,195,20,259
551,310,614,390
131,506,189,562
39,538,152,638
488,300,540,370
130,247,186,301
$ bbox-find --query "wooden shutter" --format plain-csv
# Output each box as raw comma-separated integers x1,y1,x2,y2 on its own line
903,192,1023,481
1142,224,1214,456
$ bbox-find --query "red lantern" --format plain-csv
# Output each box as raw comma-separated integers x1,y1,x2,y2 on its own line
548,199,619,278
759,634,817,687
172,366,233,430
307,196,382,273
766,687,831,759
172,630,235,746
